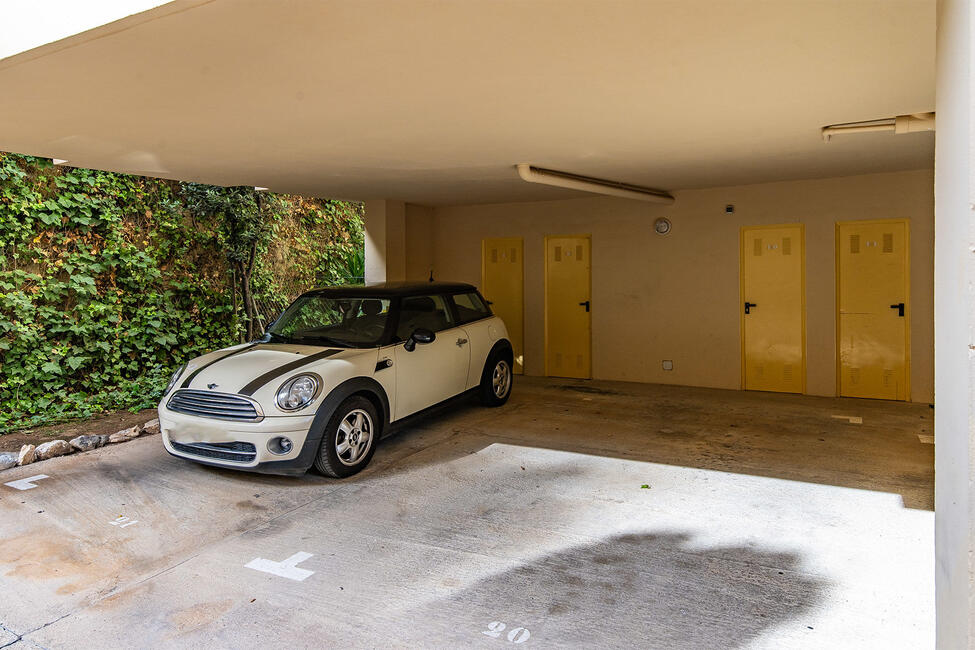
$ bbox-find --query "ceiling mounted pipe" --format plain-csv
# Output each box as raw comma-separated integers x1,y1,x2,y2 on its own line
516,164,675,204
821,112,935,142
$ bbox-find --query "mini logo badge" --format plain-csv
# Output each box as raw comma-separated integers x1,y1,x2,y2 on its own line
207,383,218,389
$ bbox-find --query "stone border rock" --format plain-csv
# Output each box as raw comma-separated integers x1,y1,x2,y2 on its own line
0,419,160,471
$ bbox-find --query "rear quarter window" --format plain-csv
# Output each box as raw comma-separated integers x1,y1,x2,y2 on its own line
449,292,492,324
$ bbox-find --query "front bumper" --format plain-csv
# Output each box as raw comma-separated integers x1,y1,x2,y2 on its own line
159,403,319,475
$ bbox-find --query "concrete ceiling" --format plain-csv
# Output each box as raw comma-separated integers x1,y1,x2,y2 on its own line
0,0,935,205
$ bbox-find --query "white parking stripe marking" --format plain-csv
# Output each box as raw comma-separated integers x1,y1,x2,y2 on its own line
4,474,49,490
109,516,139,528
245,552,315,581
831,415,863,424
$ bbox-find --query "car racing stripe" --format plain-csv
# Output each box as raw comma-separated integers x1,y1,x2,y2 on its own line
237,348,342,396
180,343,260,389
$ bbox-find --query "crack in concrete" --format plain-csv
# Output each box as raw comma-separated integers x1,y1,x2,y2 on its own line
22,613,70,649
0,621,21,650
0,612,68,650
52,431,461,629
3,424,494,644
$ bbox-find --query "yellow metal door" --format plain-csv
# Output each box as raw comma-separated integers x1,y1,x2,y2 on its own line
545,235,591,379
741,225,805,393
837,220,909,400
481,237,525,374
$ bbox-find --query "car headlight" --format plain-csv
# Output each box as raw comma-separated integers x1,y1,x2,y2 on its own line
163,364,186,396
275,373,321,412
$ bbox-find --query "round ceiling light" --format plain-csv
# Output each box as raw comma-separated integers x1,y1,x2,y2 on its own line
654,217,672,235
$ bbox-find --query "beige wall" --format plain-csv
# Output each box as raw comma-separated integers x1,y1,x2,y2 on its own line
404,203,434,281
364,200,406,282
407,170,934,402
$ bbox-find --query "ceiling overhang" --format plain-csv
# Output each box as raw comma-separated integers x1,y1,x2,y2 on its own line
0,0,935,205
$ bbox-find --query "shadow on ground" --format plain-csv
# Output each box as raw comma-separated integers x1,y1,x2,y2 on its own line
374,377,934,510
402,530,826,648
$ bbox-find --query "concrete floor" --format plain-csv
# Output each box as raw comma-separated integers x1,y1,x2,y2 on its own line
0,378,933,649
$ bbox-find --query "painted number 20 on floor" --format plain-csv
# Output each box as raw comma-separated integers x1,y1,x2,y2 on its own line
482,621,531,643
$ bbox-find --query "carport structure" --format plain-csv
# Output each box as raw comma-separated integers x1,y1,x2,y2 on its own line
0,0,971,647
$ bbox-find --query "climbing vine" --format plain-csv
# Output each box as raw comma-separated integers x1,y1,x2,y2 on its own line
0,153,363,432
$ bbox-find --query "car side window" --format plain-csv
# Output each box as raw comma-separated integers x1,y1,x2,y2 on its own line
449,292,492,324
396,294,456,341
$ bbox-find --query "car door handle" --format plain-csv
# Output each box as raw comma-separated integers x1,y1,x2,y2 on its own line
456,338,468,346
579,301,590,312
744,301,756,314
890,302,905,317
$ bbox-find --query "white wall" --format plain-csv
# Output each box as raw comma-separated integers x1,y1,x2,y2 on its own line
410,170,934,402
933,0,974,646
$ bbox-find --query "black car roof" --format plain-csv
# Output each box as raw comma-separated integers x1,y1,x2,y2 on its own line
302,281,478,299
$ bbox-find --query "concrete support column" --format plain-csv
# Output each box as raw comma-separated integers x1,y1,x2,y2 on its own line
363,200,406,283
934,1,975,647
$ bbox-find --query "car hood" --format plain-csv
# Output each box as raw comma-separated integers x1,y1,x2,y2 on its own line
178,343,355,394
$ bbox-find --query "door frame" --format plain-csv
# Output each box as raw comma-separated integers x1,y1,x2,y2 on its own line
481,237,525,374
739,223,807,393
543,233,592,378
834,218,911,400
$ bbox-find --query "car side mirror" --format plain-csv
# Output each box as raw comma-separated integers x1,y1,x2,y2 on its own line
404,327,435,352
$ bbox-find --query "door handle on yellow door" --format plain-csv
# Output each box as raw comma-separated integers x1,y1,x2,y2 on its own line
744,301,757,314
579,301,590,312
456,338,468,346
890,302,905,317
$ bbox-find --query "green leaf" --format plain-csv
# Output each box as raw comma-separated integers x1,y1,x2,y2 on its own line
0,152,363,431
66,356,87,370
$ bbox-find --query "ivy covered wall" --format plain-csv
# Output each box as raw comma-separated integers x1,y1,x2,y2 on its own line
0,153,363,432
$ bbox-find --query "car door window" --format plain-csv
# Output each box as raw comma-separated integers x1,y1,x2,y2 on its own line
449,292,492,324
396,294,456,341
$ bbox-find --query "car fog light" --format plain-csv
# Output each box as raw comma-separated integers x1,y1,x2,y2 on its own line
268,437,293,455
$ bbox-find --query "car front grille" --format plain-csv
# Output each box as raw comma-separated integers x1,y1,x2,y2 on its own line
171,440,258,463
167,389,263,422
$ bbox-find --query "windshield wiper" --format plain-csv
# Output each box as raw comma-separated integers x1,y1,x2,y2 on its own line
289,335,352,348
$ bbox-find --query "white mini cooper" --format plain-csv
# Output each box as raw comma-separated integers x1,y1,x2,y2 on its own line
158,282,513,478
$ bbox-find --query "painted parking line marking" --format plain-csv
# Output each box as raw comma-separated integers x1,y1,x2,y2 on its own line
109,516,139,528
245,552,315,581
482,621,531,644
4,475,49,491
831,415,863,424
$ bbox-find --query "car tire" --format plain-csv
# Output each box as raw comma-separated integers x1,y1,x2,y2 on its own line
479,350,513,407
314,395,380,478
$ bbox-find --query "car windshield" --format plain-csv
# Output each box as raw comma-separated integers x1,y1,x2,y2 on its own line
266,295,391,347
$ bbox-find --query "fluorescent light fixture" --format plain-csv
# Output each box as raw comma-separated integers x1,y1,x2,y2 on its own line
516,164,674,204
821,112,935,142
52,158,68,165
